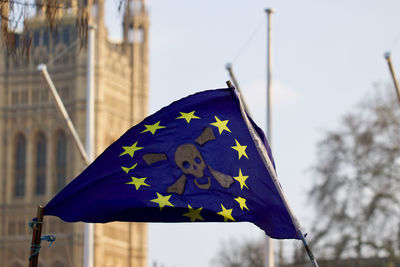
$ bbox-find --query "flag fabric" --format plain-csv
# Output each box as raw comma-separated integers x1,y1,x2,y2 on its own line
44,87,300,239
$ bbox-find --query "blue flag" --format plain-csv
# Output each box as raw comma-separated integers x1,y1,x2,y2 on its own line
44,87,300,239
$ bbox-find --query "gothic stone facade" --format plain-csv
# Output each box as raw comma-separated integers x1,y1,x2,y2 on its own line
0,0,149,266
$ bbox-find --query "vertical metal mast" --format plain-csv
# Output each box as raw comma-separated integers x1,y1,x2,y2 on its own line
264,7,275,267
266,8,274,143
83,24,96,267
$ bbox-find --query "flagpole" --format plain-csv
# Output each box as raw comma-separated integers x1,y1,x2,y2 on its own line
384,52,400,104
38,64,90,165
265,7,275,267
226,65,252,116
265,7,274,143
231,82,320,267
83,23,96,267
298,229,319,267
28,205,45,267
226,63,242,92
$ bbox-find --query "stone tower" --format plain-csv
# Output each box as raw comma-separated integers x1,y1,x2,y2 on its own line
0,0,149,266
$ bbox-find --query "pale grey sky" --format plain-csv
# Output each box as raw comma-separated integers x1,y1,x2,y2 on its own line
104,1,400,266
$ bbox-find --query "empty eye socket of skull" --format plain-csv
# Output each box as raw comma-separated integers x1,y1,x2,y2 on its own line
183,161,190,169
183,159,201,170
175,143,206,178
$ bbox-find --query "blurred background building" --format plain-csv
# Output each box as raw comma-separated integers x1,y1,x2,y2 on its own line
0,0,149,266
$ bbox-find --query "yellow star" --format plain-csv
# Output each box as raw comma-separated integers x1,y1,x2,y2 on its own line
210,116,231,134
234,196,249,211
231,139,248,159
126,176,150,190
233,168,249,190
176,111,200,123
183,205,205,222
150,192,174,211
217,204,235,222
141,121,166,135
121,163,137,174
119,141,143,157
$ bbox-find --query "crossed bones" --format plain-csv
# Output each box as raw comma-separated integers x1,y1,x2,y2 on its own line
142,127,234,195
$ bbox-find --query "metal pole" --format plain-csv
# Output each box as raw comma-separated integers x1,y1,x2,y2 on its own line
298,229,319,267
226,63,242,92
384,52,400,104
38,64,90,165
83,24,96,267
266,8,274,142
225,64,252,116
233,76,320,267
265,7,275,267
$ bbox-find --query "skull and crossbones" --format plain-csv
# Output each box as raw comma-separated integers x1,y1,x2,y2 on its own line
142,127,234,195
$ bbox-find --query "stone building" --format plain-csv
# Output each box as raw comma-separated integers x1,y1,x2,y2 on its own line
0,0,149,266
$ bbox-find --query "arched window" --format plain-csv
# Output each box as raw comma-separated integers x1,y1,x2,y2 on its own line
55,131,67,192
14,134,26,197
35,132,47,195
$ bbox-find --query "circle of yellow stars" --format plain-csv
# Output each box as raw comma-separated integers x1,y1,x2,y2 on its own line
119,110,252,223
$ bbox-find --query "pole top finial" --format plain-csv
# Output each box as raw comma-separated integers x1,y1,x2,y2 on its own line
37,64,46,72
384,52,391,60
265,8,275,14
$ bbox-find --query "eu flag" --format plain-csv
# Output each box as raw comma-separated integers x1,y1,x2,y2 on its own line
44,87,300,239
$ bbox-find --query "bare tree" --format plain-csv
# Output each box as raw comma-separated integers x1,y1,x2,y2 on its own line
210,238,264,267
308,85,400,263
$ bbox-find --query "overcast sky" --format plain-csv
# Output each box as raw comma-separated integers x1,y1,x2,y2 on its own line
104,1,400,266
